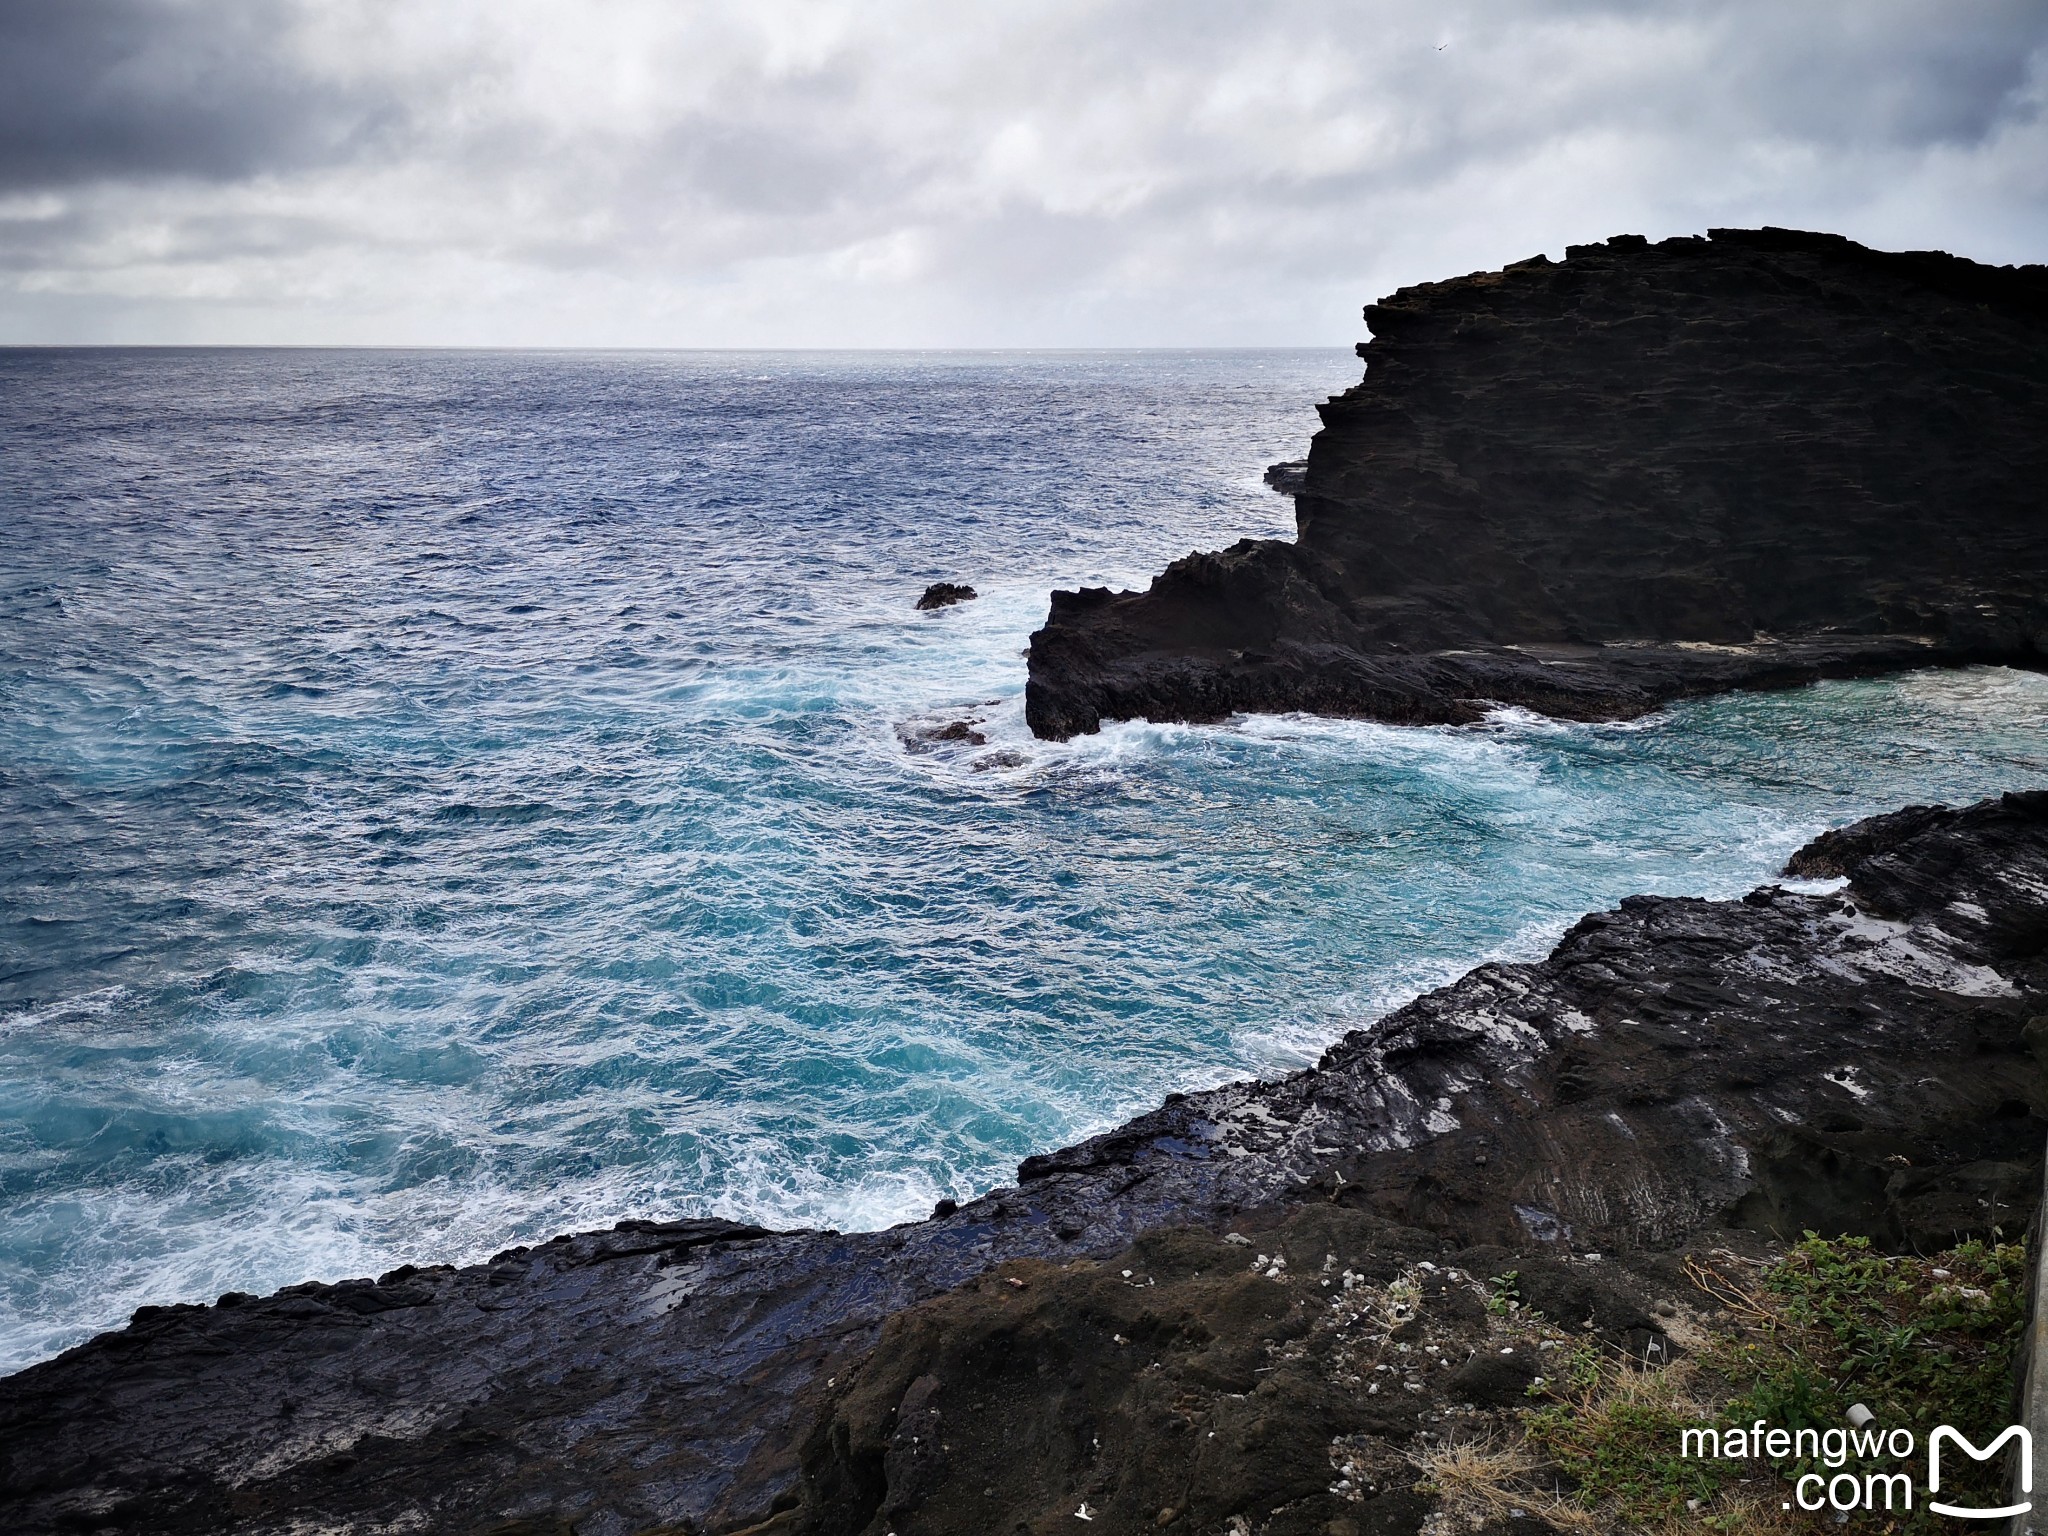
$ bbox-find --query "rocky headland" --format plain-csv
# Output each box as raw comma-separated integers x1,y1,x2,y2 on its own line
1026,228,2048,740
4,791,2046,1535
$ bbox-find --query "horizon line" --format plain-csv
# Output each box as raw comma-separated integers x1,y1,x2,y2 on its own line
0,341,1355,355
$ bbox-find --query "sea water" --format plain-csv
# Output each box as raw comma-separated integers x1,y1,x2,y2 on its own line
2,347,2044,1374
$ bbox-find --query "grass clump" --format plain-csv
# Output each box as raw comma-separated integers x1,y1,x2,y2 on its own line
1525,1380,1725,1526
1503,1234,2029,1534
1415,1435,1599,1534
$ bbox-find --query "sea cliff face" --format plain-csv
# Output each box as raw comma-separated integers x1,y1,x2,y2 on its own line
4,792,2046,1535
1026,229,2048,739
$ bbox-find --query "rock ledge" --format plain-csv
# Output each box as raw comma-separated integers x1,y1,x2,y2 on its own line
1027,228,2048,739
4,793,2046,1534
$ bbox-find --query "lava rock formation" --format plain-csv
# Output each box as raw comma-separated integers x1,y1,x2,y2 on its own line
1026,229,2048,739
4,791,2046,1534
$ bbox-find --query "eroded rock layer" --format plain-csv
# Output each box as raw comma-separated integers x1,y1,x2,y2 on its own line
1026,229,2048,739
4,792,2046,1534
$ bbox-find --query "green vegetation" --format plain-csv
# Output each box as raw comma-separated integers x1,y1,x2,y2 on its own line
1526,1388,1723,1525
1512,1235,2029,1533
1486,1269,1522,1316
1724,1233,2027,1446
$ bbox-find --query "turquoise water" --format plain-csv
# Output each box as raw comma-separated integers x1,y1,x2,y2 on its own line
2,347,2045,1374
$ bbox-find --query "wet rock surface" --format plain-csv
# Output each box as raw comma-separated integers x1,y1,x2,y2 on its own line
1026,228,2048,739
5,791,2047,1534
916,582,978,611
899,718,988,749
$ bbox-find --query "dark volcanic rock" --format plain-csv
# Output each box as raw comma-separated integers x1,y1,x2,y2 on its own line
5,793,2048,1534
898,718,988,750
1263,458,1309,495
1026,228,2048,739
915,582,977,610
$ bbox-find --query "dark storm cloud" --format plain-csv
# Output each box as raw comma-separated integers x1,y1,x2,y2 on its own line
0,0,402,190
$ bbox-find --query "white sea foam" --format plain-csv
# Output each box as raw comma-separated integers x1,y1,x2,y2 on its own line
4,349,2046,1381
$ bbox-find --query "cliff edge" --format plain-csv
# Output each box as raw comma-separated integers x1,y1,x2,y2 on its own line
4,792,2047,1534
1026,228,2048,739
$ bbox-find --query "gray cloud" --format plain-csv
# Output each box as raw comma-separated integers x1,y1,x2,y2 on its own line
0,0,2042,345
0,0,405,190
1706,0,2042,149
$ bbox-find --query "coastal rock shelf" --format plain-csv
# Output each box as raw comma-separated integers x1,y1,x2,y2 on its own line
5,792,2047,1534
1026,228,2048,739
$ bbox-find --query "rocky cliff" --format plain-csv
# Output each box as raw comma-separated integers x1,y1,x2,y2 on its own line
1027,229,2048,739
4,791,2046,1535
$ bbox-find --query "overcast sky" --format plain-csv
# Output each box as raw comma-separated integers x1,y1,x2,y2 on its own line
1,0,2043,347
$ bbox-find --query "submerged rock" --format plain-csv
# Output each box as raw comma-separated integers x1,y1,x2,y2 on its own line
897,717,989,751
916,582,978,610
1026,229,2048,740
4,792,2045,1533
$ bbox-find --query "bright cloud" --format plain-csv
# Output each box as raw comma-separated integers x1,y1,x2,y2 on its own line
0,0,2042,345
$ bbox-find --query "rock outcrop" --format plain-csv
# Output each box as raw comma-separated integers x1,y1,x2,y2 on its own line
1262,459,1308,496
916,582,977,610
4,791,2047,1534
1027,229,2048,739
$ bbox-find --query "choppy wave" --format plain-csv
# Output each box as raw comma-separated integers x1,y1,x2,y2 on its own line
1,347,2044,1374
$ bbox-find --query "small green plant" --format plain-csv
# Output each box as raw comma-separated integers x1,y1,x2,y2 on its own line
1486,1270,1521,1317
1552,1336,1604,1395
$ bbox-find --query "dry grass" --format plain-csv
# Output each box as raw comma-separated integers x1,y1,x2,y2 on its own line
1413,1435,1600,1534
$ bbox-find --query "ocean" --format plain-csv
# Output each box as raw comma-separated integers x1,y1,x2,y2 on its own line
2,346,2045,1375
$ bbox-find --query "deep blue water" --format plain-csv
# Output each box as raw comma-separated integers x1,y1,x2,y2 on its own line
2,347,2045,1374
